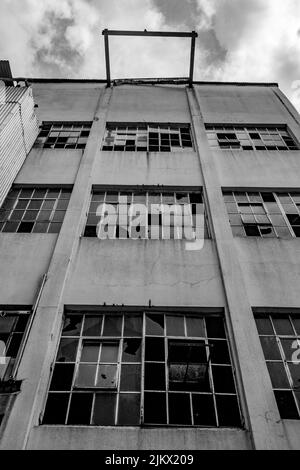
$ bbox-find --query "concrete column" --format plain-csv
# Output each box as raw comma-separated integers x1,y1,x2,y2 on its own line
186,86,290,450
0,87,112,450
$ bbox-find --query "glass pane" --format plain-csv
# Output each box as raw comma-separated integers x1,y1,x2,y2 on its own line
146,314,164,336
255,317,274,335
82,316,102,336
273,318,294,335
0,316,16,333
6,333,23,357
168,341,207,363
291,317,300,335
93,393,116,425
56,338,78,362
96,365,118,388
260,336,281,360
168,393,192,425
67,393,93,425
124,315,142,336
267,362,290,388
288,363,300,390
192,394,216,426
145,337,165,361
212,365,236,393
118,393,140,425
43,393,69,424
122,338,142,362
274,390,299,419
144,392,167,424
100,343,119,362
81,343,100,363
120,364,141,391
280,338,298,361
209,340,231,364
205,317,226,338
62,315,82,336
169,363,210,392
216,395,241,426
145,363,166,390
102,315,122,336
75,364,97,387
50,364,74,391
166,316,185,336
186,317,205,337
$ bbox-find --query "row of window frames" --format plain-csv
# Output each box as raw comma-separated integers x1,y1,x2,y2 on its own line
55,337,231,365
61,314,226,339
49,363,237,396
89,193,203,204
43,391,241,427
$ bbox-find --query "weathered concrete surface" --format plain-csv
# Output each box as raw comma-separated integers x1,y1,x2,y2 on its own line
0,234,57,304
235,238,300,308
93,151,203,186
15,149,82,185
27,426,251,450
64,239,224,307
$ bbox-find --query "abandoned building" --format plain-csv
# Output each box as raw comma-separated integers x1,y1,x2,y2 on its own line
1,30,300,450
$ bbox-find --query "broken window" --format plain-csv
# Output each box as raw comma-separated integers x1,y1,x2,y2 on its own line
34,122,92,150
83,188,209,240
255,314,300,419
43,311,241,427
224,191,300,238
0,187,72,233
102,123,193,152
206,125,299,151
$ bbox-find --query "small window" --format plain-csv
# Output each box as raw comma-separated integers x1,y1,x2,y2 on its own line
0,187,71,234
34,122,92,150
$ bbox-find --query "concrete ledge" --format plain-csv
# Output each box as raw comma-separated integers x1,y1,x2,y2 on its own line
27,426,252,450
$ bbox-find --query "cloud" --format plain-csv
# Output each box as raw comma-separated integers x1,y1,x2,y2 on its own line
0,0,299,110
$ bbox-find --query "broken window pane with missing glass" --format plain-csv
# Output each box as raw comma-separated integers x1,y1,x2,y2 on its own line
34,121,92,149
224,191,300,239
206,125,299,151
0,186,71,234
83,189,208,240
102,123,193,152
255,314,300,419
43,311,241,427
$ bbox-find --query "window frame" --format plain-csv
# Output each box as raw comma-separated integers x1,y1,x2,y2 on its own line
42,310,242,428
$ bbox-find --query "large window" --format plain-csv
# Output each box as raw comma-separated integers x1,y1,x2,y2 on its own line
0,310,30,426
102,123,193,152
0,187,72,233
206,125,299,151
0,310,30,380
224,191,300,238
84,189,209,239
255,314,300,419
43,311,241,427
34,122,92,150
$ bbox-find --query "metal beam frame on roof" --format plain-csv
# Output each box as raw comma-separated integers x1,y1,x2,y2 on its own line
102,29,198,88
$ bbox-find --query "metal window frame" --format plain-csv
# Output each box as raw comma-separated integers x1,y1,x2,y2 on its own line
102,29,198,88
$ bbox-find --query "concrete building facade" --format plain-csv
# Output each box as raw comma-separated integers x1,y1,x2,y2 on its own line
0,77,300,449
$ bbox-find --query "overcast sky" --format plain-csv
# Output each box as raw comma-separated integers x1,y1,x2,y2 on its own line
0,0,300,110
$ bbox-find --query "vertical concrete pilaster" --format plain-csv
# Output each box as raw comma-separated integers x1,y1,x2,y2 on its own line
186,87,290,450
0,87,112,450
